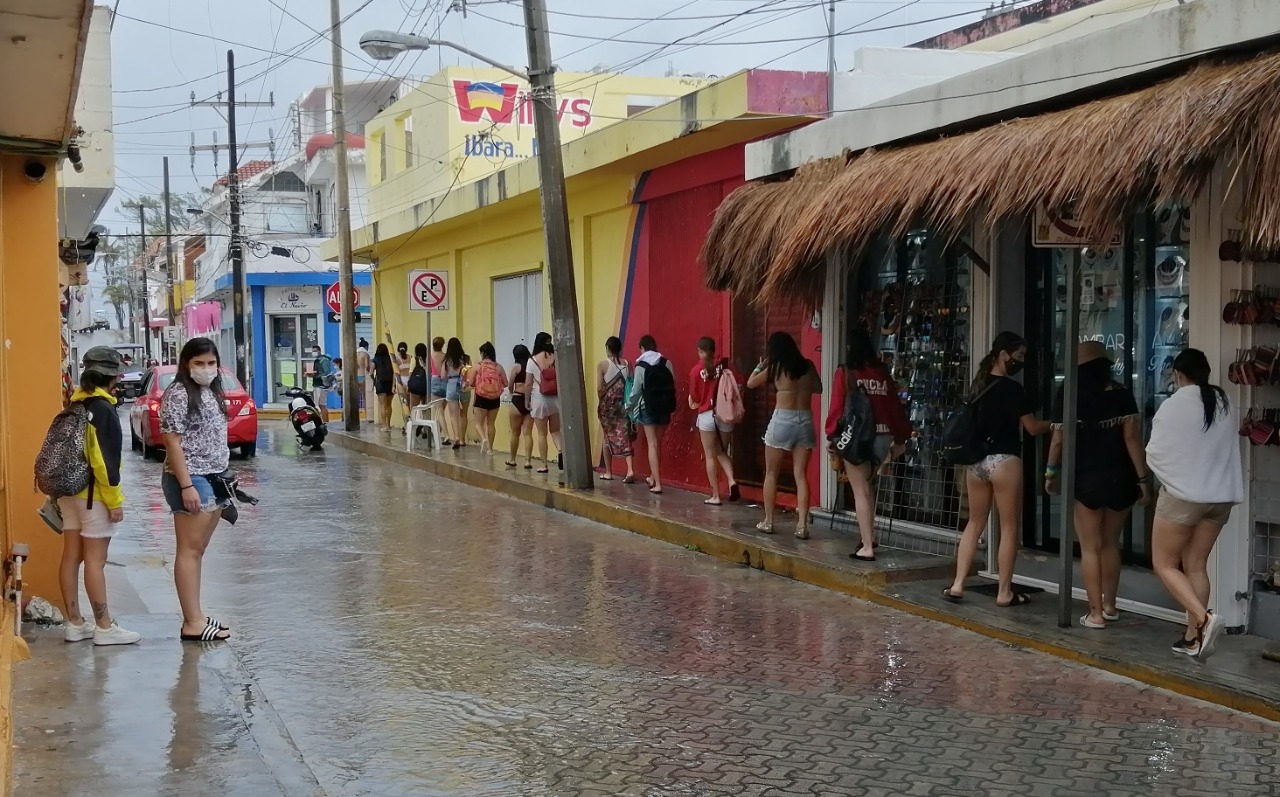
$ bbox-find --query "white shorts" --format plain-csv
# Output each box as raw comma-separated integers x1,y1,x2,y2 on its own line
696,410,733,434
56,496,115,539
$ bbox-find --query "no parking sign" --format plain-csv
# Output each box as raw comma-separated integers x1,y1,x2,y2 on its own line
409,270,448,312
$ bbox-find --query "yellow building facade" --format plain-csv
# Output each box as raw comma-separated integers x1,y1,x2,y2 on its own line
336,70,827,461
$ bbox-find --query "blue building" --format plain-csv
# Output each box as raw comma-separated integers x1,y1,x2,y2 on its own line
212,270,373,408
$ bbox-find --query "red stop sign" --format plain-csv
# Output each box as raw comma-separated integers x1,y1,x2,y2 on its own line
325,282,358,314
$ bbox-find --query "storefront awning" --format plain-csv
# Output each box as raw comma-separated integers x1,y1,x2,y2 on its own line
703,48,1280,305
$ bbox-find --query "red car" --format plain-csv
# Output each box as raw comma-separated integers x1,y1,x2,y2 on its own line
129,366,259,459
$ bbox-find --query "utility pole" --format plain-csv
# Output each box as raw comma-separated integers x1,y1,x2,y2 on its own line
826,0,836,116
330,0,360,431
138,205,152,360
522,0,592,490
226,51,248,386
163,156,177,360
190,55,274,386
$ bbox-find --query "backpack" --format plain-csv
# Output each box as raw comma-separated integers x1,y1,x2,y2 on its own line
540,362,559,396
713,368,745,425
407,363,427,396
639,358,677,417
315,354,336,389
830,369,877,464
35,402,93,500
941,380,1000,465
474,360,504,400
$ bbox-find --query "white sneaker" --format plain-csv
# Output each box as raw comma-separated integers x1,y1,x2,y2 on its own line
63,619,96,643
1196,611,1226,661
92,622,141,646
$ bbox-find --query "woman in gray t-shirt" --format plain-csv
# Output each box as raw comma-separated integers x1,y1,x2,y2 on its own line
159,338,233,643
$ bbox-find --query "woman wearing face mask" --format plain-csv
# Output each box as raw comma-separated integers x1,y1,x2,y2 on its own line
160,338,233,642
944,331,1050,607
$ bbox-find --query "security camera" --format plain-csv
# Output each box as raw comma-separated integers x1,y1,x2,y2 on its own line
23,160,47,183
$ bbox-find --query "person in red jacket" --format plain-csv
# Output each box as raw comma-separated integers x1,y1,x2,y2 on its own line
825,328,912,562
687,337,740,505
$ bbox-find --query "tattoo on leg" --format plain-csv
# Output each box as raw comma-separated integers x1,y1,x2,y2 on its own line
67,601,81,622
91,601,109,622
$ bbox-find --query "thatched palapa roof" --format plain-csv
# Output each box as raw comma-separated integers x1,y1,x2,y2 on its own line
701,49,1280,305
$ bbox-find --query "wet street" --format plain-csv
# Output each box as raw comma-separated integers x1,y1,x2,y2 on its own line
14,421,1280,796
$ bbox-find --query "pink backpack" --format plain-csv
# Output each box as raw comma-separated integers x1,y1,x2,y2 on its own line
714,369,745,425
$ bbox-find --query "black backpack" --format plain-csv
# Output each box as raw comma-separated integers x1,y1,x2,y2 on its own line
941,380,1000,465
639,358,677,416
407,363,427,396
830,370,878,464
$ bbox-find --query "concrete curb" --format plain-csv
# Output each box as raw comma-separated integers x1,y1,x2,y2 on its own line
328,430,1280,722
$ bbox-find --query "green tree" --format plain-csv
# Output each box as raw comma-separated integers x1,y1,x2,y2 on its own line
119,191,203,236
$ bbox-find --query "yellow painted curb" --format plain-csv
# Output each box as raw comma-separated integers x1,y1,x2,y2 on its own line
328,431,1280,723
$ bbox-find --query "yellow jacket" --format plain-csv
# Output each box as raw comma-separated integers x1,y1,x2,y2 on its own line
72,387,125,510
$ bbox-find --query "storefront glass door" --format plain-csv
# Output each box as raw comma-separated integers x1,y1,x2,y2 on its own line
1024,204,1191,571
270,313,320,403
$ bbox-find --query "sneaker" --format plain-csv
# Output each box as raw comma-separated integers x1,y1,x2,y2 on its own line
1171,636,1200,656
38,498,64,534
92,622,141,647
1196,611,1226,660
63,619,96,643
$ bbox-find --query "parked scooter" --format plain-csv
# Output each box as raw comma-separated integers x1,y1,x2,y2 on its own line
277,384,327,450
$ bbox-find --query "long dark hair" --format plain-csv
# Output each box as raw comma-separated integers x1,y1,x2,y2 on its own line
79,370,116,393
1173,348,1227,430
513,344,531,370
175,337,226,417
605,335,622,361
972,331,1025,395
766,331,809,381
414,342,428,368
697,336,717,378
373,344,393,377
532,332,554,356
445,337,465,370
845,328,884,373
479,341,496,361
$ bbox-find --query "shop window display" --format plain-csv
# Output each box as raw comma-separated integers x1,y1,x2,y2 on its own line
844,230,973,534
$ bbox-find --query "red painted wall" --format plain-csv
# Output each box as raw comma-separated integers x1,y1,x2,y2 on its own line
615,143,823,508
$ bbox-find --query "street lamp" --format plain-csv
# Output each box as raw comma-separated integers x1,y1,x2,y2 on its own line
360,4,595,491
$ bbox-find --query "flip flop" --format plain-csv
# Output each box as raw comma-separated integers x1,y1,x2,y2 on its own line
704,498,722,506
536,467,549,474
996,593,1032,608
941,588,963,603
649,488,663,495
182,619,230,642
622,475,636,484
850,552,876,562
728,484,741,502
505,461,518,468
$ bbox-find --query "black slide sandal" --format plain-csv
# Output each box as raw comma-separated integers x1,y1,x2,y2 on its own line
942,588,963,603
996,593,1032,608
182,620,230,642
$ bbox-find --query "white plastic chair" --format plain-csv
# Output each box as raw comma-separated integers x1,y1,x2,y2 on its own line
406,398,445,452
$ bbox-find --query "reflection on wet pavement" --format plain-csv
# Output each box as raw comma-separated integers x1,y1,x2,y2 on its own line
16,424,1280,795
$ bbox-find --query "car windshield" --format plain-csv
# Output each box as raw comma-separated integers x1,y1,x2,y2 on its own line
158,371,243,392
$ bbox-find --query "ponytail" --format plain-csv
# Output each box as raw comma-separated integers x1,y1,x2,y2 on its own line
970,353,996,397
973,330,1025,396
1172,348,1227,430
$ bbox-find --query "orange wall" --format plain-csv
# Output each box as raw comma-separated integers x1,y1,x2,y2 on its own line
0,155,67,610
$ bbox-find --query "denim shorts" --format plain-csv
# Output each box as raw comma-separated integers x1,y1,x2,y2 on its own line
445,376,463,403
161,472,229,515
430,375,447,399
763,409,816,451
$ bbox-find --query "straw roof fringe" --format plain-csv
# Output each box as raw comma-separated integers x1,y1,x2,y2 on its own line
703,49,1280,305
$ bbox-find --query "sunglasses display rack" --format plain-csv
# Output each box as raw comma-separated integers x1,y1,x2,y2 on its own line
1246,260,1280,592
858,232,972,538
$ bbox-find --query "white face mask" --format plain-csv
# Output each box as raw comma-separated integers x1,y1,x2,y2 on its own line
190,367,218,386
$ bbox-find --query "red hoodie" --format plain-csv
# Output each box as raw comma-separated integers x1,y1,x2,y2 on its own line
824,366,913,443
688,359,734,413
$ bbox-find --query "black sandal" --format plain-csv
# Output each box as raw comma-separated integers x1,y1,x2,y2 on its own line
207,616,230,631
996,593,1032,608
942,588,963,603
182,619,230,642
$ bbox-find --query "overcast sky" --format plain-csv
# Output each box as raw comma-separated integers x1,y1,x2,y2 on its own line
105,0,1006,235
